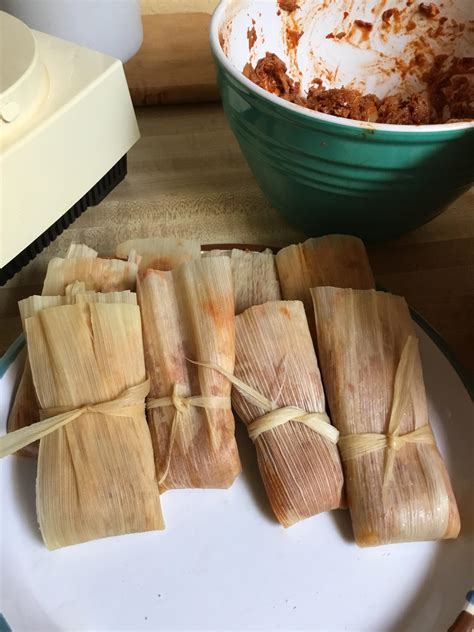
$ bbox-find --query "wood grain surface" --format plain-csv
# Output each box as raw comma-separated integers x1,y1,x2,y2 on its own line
1,103,473,378
125,13,219,105
139,0,218,14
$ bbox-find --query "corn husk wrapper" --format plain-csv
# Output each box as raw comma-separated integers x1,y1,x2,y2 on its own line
116,236,201,272
311,287,460,546
276,235,374,335
203,249,281,314
231,300,343,527
138,257,241,491
26,301,163,549
10,289,137,458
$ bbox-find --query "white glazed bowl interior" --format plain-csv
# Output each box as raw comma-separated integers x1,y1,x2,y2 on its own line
218,0,473,100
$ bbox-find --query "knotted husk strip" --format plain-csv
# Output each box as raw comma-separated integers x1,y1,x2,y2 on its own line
116,236,201,273
204,248,281,314
276,235,374,336
230,300,343,527
138,257,241,491
311,287,460,546
8,242,138,455
26,302,164,549
147,388,231,485
0,380,150,458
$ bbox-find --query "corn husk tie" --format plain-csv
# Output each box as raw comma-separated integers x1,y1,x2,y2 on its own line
187,359,339,445
338,336,435,501
0,380,150,458
147,385,231,484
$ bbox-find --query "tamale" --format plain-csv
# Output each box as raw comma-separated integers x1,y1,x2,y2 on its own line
25,301,163,548
276,235,375,334
311,287,460,546
204,249,281,314
138,257,241,491
229,300,343,527
8,247,138,452
116,236,201,272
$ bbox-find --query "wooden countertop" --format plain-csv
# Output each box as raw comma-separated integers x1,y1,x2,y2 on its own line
1,103,473,377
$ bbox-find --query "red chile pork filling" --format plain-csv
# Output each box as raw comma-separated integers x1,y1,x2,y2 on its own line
243,53,474,125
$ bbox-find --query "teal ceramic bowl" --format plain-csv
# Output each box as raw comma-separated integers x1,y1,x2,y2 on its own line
210,0,474,241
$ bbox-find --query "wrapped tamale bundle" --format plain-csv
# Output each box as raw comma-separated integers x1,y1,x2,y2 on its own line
204,248,281,313
8,247,138,452
138,257,241,491
116,236,201,272
311,287,460,546
276,235,375,333
9,290,135,459
11,300,164,549
228,300,343,527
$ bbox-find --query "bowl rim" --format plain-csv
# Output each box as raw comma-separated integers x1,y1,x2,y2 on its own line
210,0,474,135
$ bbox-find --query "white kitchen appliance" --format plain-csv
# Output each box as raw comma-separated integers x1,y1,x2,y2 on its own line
0,11,140,284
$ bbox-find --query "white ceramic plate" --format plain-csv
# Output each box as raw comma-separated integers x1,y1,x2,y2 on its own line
1,320,472,632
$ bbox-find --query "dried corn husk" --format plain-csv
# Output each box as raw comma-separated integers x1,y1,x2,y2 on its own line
116,236,201,272
8,246,138,453
204,249,281,314
18,290,136,324
42,255,137,295
138,257,241,491
10,288,137,458
276,235,374,334
66,243,98,258
25,301,163,549
230,300,343,527
311,286,460,546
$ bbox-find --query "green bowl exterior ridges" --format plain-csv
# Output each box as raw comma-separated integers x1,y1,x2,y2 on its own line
215,62,474,241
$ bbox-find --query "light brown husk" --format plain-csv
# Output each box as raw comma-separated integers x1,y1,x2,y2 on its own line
311,287,460,546
204,248,281,314
26,301,163,549
203,248,281,314
276,235,374,335
231,300,343,527
116,236,201,272
138,257,241,491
